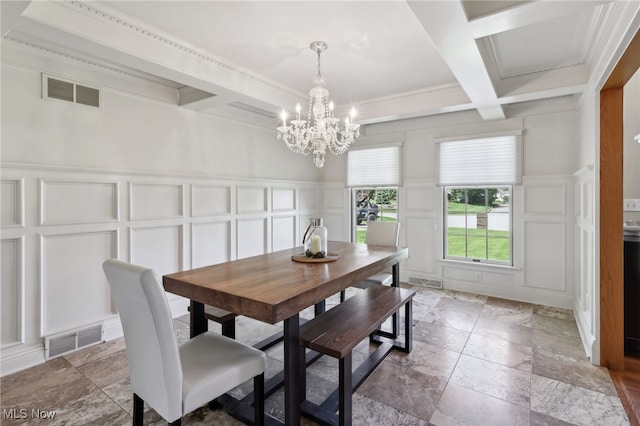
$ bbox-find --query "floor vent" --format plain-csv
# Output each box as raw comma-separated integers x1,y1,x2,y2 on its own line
408,277,443,289
45,324,104,360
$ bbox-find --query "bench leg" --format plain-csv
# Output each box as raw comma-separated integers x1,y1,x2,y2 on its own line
403,300,413,354
391,264,400,338
339,353,352,426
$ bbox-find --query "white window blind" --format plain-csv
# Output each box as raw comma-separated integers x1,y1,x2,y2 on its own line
438,135,522,185
347,146,401,187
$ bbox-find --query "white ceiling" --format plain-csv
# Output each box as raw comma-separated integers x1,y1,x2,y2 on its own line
1,0,632,125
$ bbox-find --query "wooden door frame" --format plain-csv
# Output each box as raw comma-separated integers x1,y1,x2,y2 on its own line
600,29,640,371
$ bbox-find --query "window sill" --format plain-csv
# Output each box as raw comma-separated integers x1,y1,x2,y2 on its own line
438,258,522,272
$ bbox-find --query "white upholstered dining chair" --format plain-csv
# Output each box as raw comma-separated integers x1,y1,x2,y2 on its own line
102,259,266,426
341,221,401,301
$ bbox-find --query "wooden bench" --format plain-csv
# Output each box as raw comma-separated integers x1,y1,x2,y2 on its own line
187,304,237,338
299,284,415,426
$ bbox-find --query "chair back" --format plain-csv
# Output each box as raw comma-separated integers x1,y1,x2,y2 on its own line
102,259,182,421
365,221,400,246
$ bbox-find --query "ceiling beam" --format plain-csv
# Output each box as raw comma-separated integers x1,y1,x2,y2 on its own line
468,1,609,39
407,1,505,121
1,0,31,37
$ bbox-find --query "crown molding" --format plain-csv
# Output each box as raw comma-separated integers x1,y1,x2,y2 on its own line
64,1,302,100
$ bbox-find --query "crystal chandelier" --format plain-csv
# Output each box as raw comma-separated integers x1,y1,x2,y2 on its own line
277,41,360,168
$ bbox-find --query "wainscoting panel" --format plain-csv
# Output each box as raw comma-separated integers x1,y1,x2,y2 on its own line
405,216,438,276
130,183,184,220
323,187,345,210
272,215,296,252
572,165,595,360
129,225,183,276
1,178,24,227
237,186,268,214
191,185,231,217
405,186,436,212
299,188,318,212
1,237,24,348
40,179,118,225
524,184,565,215
523,221,566,291
40,230,117,336
0,163,319,376
402,181,438,281
272,188,296,212
320,213,345,244
191,221,231,268
442,265,514,288
237,218,267,259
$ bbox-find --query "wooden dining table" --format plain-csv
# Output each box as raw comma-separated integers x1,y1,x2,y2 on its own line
163,240,408,425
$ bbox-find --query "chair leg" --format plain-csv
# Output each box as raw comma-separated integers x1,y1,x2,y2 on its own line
340,290,346,302
133,393,144,426
254,373,265,426
208,398,221,410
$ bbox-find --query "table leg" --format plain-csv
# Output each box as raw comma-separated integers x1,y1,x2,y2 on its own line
391,263,401,337
284,313,302,426
190,300,207,338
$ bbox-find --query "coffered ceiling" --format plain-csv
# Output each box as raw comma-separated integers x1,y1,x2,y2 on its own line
1,1,637,125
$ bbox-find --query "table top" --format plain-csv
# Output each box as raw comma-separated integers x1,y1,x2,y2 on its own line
163,241,408,324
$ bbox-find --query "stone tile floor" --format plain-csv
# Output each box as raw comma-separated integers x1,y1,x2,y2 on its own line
0,285,630,425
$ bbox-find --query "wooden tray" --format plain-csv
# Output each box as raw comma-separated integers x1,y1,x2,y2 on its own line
291,253,340,263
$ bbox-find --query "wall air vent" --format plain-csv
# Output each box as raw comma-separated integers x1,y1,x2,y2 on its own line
44,323,104,360
408,277,443,289
43,75,100,108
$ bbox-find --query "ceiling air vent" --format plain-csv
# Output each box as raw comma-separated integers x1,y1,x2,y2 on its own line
43,75,100,108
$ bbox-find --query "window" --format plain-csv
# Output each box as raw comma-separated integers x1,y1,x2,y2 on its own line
347,146,401,243
438,134,521,265
445,187,511,264
351,188,398,243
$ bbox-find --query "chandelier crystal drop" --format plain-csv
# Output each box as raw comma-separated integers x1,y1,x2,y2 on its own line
277,41,360,168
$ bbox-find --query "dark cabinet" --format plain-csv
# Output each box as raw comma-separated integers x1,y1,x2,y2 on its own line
624,235,640,353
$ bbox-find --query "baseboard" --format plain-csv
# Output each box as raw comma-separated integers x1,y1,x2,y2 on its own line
103,316,124,341
573,301,597,364
441,279,574,309
1,296,192,377
0,344,46,378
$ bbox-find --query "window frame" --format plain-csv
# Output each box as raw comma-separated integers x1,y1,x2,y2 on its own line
350,187,399,243
443,185,513,266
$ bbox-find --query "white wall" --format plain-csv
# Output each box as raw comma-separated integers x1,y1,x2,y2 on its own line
0,57,322,375
1,64,319,182
321,105,579,313
624,68,640,220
